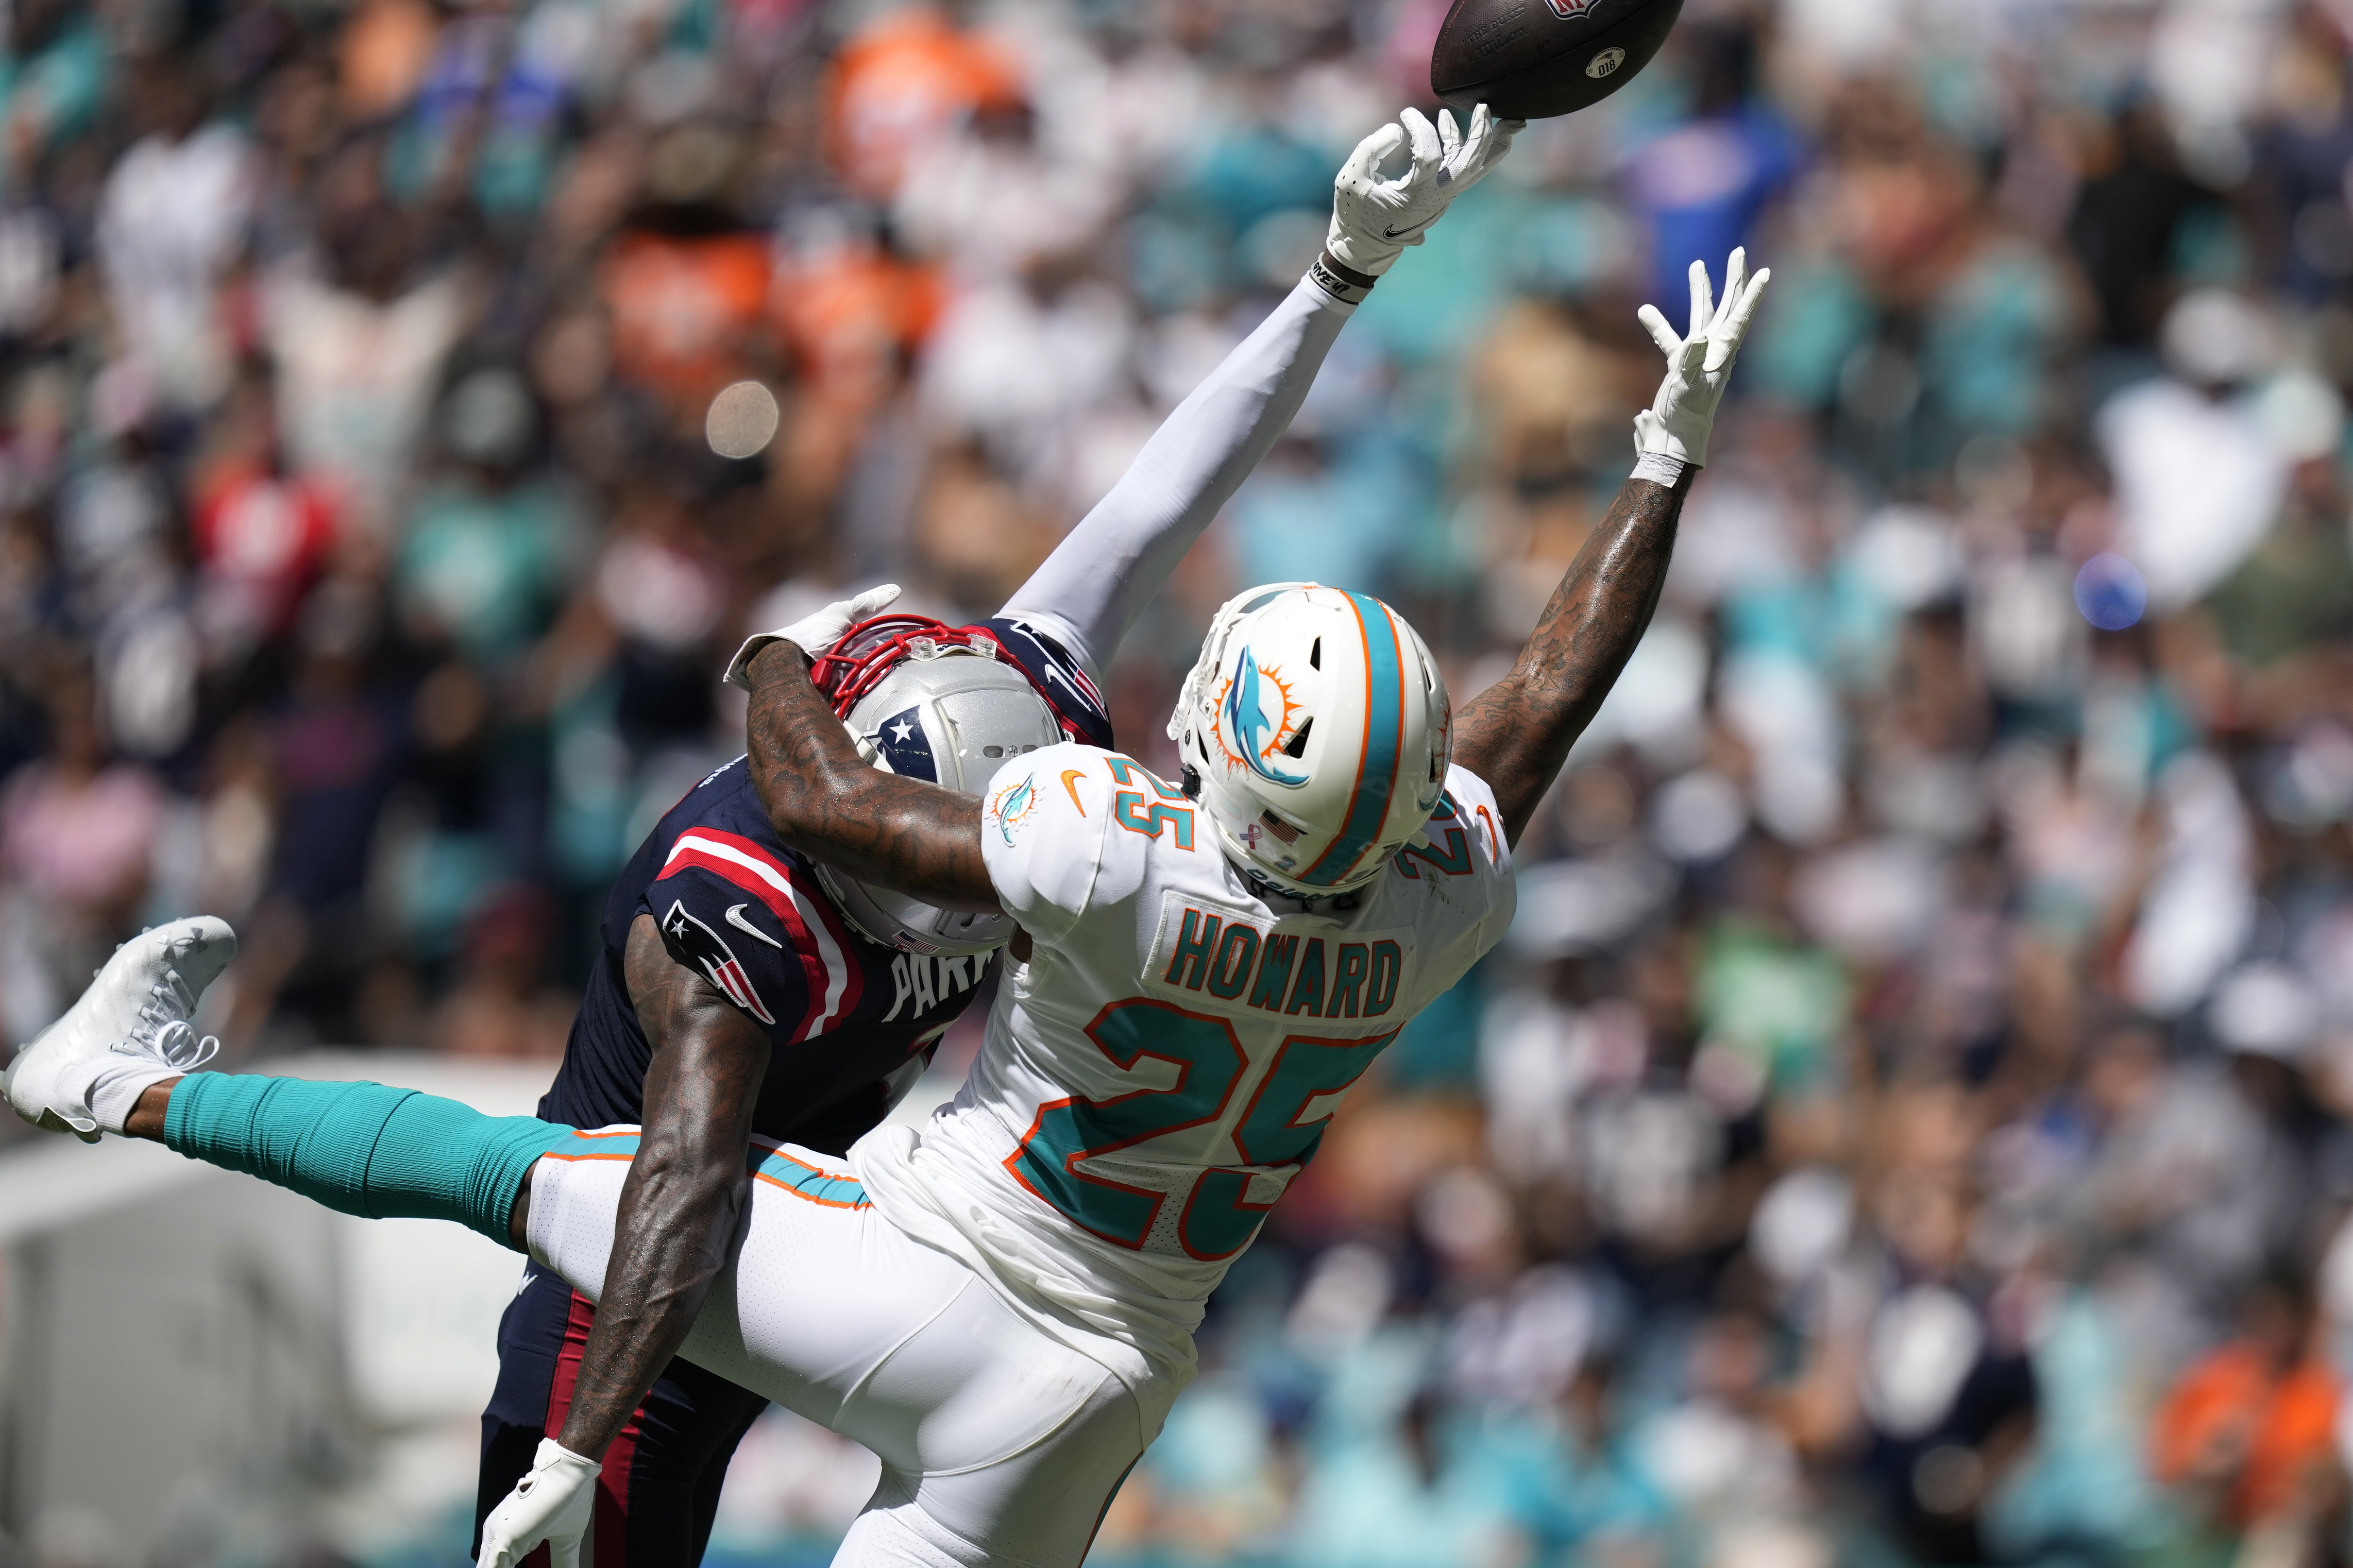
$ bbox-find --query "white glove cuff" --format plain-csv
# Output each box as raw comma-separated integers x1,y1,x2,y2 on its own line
530,1438,600,1480
1631,451,1691,487
1633,410,1706,470
1324,218,1402,279
724,633,794,691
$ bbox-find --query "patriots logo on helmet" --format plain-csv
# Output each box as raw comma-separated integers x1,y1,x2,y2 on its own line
865,706,938,782
1544,0,1599,15
1218,648,1308,788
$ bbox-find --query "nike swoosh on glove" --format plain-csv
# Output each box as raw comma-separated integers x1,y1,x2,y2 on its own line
724,583,902,690
1633,249,1772,469
479,1438,599,1568
1326,104,1522,279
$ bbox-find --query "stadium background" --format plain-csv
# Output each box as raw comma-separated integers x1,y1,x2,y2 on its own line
4,0,2353,1563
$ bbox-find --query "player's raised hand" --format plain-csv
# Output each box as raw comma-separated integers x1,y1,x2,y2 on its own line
478,1438,597,1568
1633,249,1772,469
724,582,902,690
1325,104,1525,279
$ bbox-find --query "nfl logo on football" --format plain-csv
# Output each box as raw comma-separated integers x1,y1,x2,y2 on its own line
1544,0,1599,18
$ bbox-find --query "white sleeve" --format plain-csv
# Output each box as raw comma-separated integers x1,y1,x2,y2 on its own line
978,743,1111,948
995,275,1356,680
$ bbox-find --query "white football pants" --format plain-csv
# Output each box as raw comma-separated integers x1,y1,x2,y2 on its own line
524,1130,1156,1568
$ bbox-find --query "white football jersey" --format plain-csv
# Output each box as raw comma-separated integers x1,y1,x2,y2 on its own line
851,741,1516,1399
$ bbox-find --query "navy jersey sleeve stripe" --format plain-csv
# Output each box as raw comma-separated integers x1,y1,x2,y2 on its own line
554,754,992,1155
652,829,866,1039
984,616,1115,751
646,864,814,1037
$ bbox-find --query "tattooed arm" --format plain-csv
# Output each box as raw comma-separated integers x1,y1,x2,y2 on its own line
1457,251,1769,845
744,641,998,913
551,912,770,1460
1452,471,1694,845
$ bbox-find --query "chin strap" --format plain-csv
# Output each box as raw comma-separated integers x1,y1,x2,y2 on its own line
1229,852,1364,913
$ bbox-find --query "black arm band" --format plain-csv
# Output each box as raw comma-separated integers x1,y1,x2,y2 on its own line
1307,249,1378,304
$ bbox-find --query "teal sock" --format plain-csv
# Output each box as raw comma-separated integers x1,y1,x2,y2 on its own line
164,1074,576,1248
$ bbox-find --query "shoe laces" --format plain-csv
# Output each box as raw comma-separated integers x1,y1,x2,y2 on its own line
128,962,219,1070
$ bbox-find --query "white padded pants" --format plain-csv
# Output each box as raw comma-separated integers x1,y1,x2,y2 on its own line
524,1130,1153,1567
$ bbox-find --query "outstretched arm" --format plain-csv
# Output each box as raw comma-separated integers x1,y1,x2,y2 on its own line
548,914,771,1459
993,279,1350,678
726,110,1518,694
744,641,997,912
997,105,1521,679
1453,251,1771,844
1455,473,1692,841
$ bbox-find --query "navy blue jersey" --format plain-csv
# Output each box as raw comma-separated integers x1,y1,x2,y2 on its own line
540,617,1111,1156
985,615,1112,750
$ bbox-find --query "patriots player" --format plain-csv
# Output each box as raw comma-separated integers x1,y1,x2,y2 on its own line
6,244,1766,1567
6,104,1518,1568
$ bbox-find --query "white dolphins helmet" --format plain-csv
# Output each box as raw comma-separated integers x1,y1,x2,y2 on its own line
811,616,1062,954
1169,583,1451,897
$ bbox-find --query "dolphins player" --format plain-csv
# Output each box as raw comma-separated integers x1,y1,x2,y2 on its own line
7,244,1766,1565
466,100,1513,1565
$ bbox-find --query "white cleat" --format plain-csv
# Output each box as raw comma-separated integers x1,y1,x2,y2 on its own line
3,917,237,1141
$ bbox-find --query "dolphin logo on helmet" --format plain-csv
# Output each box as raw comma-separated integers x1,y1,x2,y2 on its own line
1223,650,1309,788
1172,584,1452,898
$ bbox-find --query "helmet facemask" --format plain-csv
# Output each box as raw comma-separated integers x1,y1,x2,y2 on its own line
810,615,1064,954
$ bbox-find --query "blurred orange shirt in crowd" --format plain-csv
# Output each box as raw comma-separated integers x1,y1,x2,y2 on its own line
824,6,1022,197
772,241,942,414
2150,1345,2340,1525
338,0,438,120
601,231,773,415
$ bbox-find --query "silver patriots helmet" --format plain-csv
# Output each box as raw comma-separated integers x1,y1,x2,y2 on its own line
808,616,1061,955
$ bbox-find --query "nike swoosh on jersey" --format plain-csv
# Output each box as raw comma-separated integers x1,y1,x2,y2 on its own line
726,903,787,949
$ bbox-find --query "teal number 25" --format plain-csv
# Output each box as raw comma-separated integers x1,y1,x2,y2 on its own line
1005,998,1397,1260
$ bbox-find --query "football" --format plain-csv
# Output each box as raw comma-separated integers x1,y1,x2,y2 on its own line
1431,0,1686,120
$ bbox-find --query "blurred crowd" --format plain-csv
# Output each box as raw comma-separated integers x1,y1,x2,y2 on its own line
9,0,2353,1562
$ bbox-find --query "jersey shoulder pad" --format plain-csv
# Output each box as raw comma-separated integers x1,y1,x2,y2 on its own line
1386,766,1514,895
983,615,1113,749
644,827,837,1037
1435,764,1512,875
1390,764,1516,939
980,742,1177,945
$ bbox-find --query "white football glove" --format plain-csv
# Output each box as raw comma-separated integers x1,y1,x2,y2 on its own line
1326,104,1523,279
1633,249,1772,469
479,1438,598,1568
724,582,902,690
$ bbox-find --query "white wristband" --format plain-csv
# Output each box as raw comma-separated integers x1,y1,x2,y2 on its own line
1631,452,1690,488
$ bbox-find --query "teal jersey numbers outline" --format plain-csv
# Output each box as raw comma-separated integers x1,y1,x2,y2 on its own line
1180,1026,1396,1259
1005,999,1243,1249
1005,998,1399,1260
